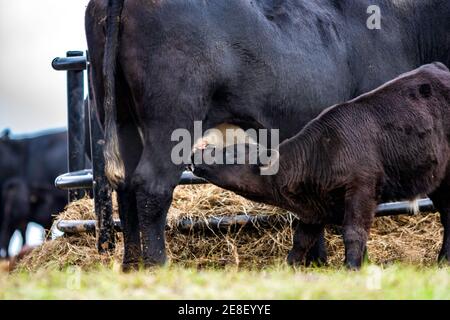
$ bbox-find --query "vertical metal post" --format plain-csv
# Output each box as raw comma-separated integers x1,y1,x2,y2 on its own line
66,51,86,202
87,53,115,252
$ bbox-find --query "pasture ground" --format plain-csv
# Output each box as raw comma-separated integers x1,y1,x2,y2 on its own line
0,185,449,300
0,264,449,299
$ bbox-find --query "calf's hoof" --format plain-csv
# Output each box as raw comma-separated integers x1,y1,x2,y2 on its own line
122,262,141,273
345,260,362,271
143,255,168,269
305,250,328,267
287,251,304,267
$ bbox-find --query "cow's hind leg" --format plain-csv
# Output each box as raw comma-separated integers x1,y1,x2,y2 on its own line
343,183,377,270
131,135,187,267
287,222,325,266
429,184,450,264
116,121,144,271
117,186,142,271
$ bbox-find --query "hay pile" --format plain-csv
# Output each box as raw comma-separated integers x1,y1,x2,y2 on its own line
16,185,443,272
0,260,8,273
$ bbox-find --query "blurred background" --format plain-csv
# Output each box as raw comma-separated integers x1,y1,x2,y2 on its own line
0,0,90,255
0,0,89,134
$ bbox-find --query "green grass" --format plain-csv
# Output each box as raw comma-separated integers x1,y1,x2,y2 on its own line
1,264,449,299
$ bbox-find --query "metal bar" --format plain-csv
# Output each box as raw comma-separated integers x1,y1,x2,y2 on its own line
179,171,208,185
376,198,435,216
175,214,289,234
56,214,286,235
52,56,87,71
66,51,86,202
54,170,207,190
57,219,121,235
55,198,436,236
87,55,115,253
54,170,93,190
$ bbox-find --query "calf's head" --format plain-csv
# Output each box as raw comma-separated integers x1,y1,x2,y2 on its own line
191,143,280,202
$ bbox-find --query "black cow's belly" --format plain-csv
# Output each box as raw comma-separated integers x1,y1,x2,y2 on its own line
114,0,422,143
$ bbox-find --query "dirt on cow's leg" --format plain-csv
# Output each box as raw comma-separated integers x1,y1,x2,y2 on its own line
343,184,376,270
287,222,325,267
115,116,146,271
429,184,450,264
343,227,370,270
134,186,172,268
117,186,142,272
131,143,184,268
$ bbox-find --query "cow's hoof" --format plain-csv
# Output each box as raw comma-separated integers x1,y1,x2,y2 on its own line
143,256,167,269
305,256,328,267
122,262,140,273
345,261,362,271
305,250,328,267
287,252,304,267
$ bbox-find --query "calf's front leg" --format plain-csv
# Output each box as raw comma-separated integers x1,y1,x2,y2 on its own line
429,184,450,264
287,222,325,266
343,184,377,270
305,229,327,266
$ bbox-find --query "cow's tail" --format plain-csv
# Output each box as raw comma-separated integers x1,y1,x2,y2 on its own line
103,0,125,188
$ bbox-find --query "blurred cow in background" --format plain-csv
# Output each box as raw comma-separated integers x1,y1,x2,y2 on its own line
0,130,68,258
0,99,95,258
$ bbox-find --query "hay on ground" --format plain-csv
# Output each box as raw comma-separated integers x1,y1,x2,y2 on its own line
0,261,9,273
15,185,443,272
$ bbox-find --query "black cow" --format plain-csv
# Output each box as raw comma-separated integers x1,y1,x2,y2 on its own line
0,97,95,257
0,177,66,258
0,178,30,257
192,63,450,269
0,131,68,257
85,0,450,269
